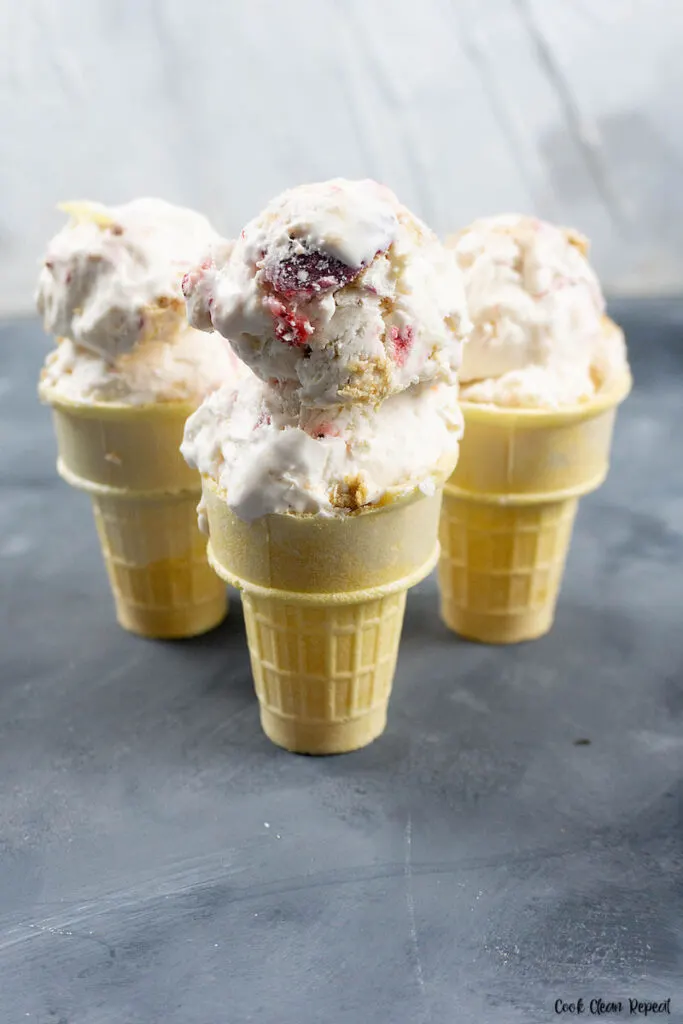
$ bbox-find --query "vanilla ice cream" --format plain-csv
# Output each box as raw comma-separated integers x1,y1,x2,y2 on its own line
37,198,240,404
183,179,466,408
449,214,629,408
182,179,470,520
184,372,463,521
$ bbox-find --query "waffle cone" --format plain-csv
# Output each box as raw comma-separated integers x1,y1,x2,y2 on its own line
202,480,444,754
41,388,227,639
438,374,632,644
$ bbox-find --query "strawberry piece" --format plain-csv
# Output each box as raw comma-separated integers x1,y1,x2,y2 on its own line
182,258,213,299
389,325,414,367
305,420,340,440
265,251,361,298
181,271,193,297
265,297,313,347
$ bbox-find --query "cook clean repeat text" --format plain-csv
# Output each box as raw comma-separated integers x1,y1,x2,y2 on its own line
555,998,671,1016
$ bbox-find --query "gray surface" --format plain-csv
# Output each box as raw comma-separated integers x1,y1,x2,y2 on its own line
0,306,682,1024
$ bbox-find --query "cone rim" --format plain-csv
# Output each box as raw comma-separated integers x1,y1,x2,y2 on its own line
458,372,632,427
55,457,200,500
39,383,196,420
444,473,606,505
208,540,440,604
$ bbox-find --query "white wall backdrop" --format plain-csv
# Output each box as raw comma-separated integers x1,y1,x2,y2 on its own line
1,0,683,314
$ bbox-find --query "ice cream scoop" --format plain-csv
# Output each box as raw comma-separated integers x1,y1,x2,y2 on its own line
448,214,628,408
183,178,467,409
183,372,463,521
37,198,238,404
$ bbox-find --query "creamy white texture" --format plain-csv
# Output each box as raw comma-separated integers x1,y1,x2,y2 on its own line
450,214,629,408
40,330,240,406
182,179,469,520
37,198,241,404
183,178,468,408
182,372,462,520
246,177,399,268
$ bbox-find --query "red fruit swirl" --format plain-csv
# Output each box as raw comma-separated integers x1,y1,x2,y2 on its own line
389,325,415,367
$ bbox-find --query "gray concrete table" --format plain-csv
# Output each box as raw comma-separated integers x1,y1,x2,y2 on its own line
1,305,681,1024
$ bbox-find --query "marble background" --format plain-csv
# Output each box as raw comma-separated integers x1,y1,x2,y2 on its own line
1,0,682,313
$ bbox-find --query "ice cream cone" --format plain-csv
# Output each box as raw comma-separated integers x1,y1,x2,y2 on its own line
41,388,227,639
438,374,632,644
202,481,444,754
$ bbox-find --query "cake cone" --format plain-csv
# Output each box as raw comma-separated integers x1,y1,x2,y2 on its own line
438,374,632,644
42,389,227,639
202,481,444,754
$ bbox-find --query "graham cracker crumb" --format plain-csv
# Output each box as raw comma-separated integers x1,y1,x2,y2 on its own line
379,296,395,320
339,358,392,402
330,475,369,511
